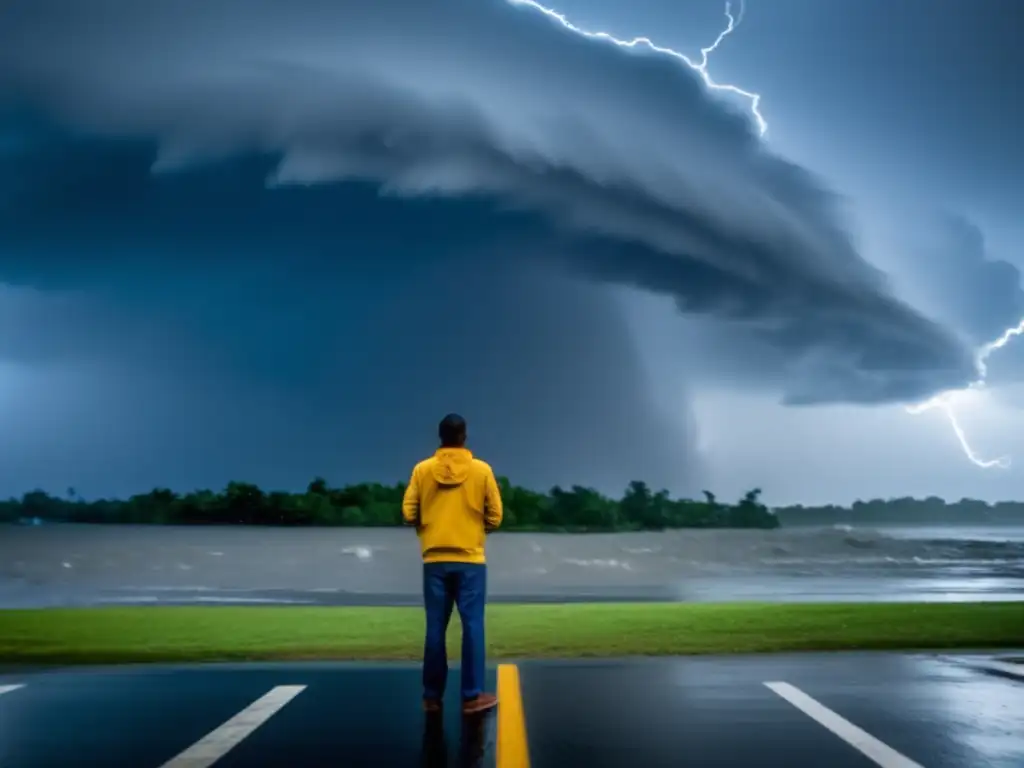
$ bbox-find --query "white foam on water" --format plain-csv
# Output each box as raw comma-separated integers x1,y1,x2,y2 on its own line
104,595,314,605
118,585,220,592
341,546,373,560
191,596,314,604
105,596,163,603
563,557,632,570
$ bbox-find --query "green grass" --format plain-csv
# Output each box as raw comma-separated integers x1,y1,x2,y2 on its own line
0,603,1021,665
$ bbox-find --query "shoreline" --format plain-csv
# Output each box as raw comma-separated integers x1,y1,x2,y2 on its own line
8,520,1024,531
0,602,1021,665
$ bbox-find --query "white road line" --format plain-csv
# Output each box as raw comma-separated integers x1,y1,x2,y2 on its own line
764,682,924,768
159,685,306,768
0,684,24,696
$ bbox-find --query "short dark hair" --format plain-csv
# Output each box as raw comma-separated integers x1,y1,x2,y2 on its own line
438,413,467,447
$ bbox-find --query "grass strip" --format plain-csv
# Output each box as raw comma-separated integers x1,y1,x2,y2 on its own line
0,602,1020,664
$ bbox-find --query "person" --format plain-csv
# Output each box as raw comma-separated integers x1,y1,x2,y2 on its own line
402,413,504,715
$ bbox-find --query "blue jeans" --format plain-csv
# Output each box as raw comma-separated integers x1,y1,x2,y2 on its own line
422,562,487,701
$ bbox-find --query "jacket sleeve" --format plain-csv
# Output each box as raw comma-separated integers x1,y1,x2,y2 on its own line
402,466,420,526
483,467,503,531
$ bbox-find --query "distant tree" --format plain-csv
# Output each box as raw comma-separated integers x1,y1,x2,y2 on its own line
17,476,1019,531
774,495,1021,526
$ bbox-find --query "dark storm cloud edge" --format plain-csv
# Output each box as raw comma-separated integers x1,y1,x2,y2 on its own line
0,0,976,404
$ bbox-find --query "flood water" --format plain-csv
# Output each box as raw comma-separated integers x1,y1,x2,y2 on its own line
1,523,1022,607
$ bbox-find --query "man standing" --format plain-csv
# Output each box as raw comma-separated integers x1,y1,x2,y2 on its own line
402,413,504,714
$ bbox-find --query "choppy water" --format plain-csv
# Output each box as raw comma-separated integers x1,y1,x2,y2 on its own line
1,523,1022,607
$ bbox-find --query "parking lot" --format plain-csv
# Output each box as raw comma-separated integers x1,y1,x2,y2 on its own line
1,653,1022,767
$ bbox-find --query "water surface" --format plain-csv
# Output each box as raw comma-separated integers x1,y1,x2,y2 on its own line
2,523,1021,607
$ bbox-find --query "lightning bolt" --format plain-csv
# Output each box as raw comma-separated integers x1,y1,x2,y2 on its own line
976,319,1024,379
510,0,1021,470
507,0,767,137
906,318,1024,469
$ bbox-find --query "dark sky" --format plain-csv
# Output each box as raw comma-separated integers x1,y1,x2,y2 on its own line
0,0,1020,504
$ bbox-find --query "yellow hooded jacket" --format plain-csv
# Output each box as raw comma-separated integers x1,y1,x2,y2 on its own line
402,447,503,564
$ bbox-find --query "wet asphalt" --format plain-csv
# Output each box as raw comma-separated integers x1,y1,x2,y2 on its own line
1,652,1022,767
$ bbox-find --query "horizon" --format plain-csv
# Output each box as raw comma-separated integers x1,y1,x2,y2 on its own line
5,478,1024,512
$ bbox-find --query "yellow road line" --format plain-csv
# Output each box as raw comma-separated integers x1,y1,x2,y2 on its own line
497,663,530,768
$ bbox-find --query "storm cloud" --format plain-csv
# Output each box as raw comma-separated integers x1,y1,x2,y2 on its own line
908,214,1024,349
0,0,978,407
0,257,702,498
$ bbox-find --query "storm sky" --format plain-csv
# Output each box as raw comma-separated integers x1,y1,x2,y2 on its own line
0,0,1020,505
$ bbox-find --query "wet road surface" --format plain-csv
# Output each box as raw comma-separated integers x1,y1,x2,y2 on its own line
1,653,1022,767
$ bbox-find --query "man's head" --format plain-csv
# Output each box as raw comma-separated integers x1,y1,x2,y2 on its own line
438,413,467,448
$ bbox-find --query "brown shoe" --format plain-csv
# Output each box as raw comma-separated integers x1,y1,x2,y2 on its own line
462,693,498,714
423,698,443,713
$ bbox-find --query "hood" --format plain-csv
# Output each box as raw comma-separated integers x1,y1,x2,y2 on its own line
432,447,473,486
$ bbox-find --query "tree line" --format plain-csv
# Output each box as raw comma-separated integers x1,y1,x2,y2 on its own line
774,496,1024,526
0,479,779,531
